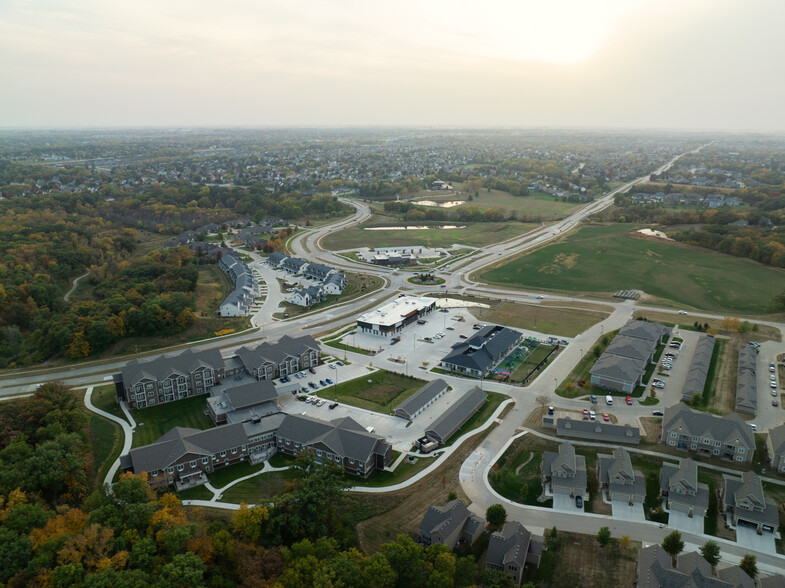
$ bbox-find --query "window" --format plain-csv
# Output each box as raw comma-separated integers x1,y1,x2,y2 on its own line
177,465,184,472
736,456,743,462
349,459,355,465
326,453,332,460
202,457,209,464
335,455,340,462
713,449,720,455
220,451,226,457
692,436,699,442
738,448,745,454
231,449,237,455
316,450,322,457
151,470,158,476
189,461,196,468
167,467,174,474
670,432,677,438
690,444,697,450
241,445,247,451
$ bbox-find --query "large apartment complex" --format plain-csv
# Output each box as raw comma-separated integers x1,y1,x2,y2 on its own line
660,404,754,463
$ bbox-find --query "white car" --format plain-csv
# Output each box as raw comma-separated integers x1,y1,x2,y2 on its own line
678,310,688,315
536,295,544,300
589,410,596,420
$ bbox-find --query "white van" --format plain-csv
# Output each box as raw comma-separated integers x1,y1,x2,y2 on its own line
605,395,614,405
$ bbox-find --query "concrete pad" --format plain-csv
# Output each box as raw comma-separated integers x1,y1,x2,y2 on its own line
610,500,646,522
553,493,582,513
735,524,778,555
667,509,705,535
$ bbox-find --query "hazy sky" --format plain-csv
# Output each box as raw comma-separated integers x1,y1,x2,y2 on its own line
1,0,783,130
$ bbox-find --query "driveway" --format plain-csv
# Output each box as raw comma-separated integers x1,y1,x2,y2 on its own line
735,524,778,555
667,509,705,535
610,500,645,522
553,493,582,513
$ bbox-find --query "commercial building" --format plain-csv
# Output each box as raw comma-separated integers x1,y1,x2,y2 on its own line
440,325,523,377
356,296,436,337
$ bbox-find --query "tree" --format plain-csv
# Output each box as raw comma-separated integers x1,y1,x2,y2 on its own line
596,527,611,546
739,554,757,579
231,503,270,543
486,504,507,526
447,491,457,502
593,345,601,358
661,530,684,562
535,395,549,408
699,540,721,568
619,535,632,548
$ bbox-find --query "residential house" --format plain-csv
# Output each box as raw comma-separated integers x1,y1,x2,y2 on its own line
636,545,779,588
660,403,754,463
303,263,334,281
424,387,486,445
485,521,543,586
766,423,785,472
589,353,647,393
556,418,641,445
735,345,757,416
681,335,715,401
288,285,325,307
267,252,287,268
598,447,646,505
604,335,657,364
118,348,227,409
659,458,710,519
418,499,486,549
235,335,321,380
217,254,258,317
618,320,671,345
281,256,308,274
720,471,780,534
394,379,448,420
321,272,346,295
541,442,587,499
440,325,523,377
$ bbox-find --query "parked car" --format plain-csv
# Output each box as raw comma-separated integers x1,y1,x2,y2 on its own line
582,409,589,420
773,399,779,407
308,382,317,389
316,400,325,407
652,410,664,417
771,363,776,373
329,402,338,409
590,395,598,404
547,406,555,415
329,363,336,369
325,378,333,384
446,326,455,330
309,367,316,374
652,382,665,389
297,395,307,402
603,413,610,422
459,334,468,339
625,396,633,406
589,410,596,420
336,361,344,366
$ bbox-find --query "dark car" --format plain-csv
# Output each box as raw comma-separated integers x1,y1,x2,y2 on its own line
590,395,598,404
576,496,583,508
547,406,555,415
325,378,333,384
309,367,316,374
297,395,307,402
652,410,664,417
319,380,326,386
308,382,317,389
336,361,344,366
329,402,338,409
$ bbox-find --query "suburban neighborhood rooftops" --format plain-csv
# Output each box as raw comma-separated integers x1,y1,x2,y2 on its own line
121,348,224,387
589,353,647,382
681,334,715,400
604,335,656,362
618,320,671,343
662,403,754,449
418,499,472,540
556,418,641,444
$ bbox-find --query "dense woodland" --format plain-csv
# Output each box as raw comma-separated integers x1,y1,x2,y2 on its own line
0,174,348,367
0,385,515,588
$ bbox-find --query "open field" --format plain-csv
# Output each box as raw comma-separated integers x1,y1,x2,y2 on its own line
318,369,428,413
472,301,608,337
132,394,214,447
409,182,582,217
524,532,640,588
480,223,785,314
321,219,537,250
632,310,782,342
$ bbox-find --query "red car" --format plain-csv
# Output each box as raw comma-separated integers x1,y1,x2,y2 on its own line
459,334,468,339
625,396,633,406
582,409,589,420
603,413,610,422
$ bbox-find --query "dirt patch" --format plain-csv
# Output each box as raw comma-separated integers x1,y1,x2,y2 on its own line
356,384,404,404
712,337,738,414
355,426,495,554
640,417,661,442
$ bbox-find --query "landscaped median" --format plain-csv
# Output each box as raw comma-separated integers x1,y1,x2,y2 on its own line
315,369,427,413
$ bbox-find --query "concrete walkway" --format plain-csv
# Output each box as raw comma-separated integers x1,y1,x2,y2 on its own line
83,386,134,488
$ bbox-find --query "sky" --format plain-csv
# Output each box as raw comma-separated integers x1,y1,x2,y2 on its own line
1,0,784,131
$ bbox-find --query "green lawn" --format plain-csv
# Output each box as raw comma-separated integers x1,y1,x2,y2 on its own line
489,450,549,506
319,370,428,413
480,223,785,314
91,384,128,423
322,219,537,250
220,469,300,504
444,391,507,445
472,302,607,338
87,412,124,489
556,330,619,398
132,395,214,448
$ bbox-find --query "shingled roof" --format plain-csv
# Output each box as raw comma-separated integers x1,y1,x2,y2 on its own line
121,348,224,387
425,387,486,443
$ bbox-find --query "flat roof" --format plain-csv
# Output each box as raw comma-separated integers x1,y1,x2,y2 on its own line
357,296,435,327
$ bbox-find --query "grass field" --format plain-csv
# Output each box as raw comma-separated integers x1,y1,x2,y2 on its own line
472,301,608,337
87,411,123,489
480,223,785,314
320,370,427,413
91,384,128,423
322,219,537,250
220,469,300,503
132,395,214,448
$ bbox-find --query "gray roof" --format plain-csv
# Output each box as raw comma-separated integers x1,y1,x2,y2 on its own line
282,256,307,271
636,545,743,588
126,422,249,474
485,521,532,570
759,575,785,588
121,348,224,387
542,443,587,497
659,459,710,513
324,272,345,285
304,263,333,277
418,499,471,540
224,380,278,410
735,346,757,415
440,325,522,373
425,387,486,443
717,566,755,588
556,418,641,444
662,404,754,450
589,352,647,383
681,335,715,400
618,320,671,343
769,423,785,456
268,252,286,265
394,379,448,419
275,414,386,462
605,335,656,362
722,471,779,528
236,334,319,370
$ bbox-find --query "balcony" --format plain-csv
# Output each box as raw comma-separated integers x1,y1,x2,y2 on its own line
175,472,208,491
